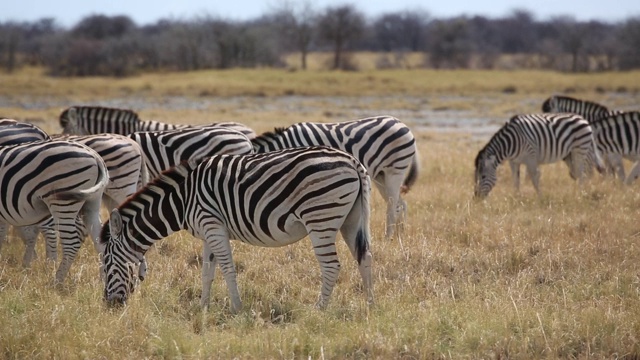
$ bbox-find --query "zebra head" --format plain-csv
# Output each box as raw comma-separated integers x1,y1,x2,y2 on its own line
474,149,498,198
100,209,139,307
60,107,88,135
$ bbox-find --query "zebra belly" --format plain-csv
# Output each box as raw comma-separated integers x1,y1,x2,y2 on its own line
228,214,309,247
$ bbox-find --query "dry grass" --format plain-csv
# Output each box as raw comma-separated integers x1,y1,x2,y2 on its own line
1,66,640,358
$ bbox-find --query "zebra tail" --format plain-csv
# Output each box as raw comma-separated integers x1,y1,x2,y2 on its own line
54,159,110,201
401,152,420,194
356,166,372,265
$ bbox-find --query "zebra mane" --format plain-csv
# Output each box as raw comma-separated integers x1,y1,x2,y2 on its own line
475,118,516,168
59,106,141,128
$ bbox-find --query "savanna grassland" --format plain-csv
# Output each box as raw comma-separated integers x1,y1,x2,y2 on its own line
1,61,640,359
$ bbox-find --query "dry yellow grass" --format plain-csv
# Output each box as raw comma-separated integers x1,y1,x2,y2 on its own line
1,66,640,358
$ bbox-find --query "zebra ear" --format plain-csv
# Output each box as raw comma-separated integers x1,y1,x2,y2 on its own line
109,209,123,238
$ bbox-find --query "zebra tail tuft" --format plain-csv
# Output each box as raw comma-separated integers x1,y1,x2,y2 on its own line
356,168,372,264
401,152,420,194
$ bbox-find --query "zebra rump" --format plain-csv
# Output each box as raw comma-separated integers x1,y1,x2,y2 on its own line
0,140,109,283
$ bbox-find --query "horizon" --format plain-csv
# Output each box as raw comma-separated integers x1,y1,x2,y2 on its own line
1,0,638,27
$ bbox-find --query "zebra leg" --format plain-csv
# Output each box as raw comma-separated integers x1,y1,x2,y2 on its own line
15,225,39,267
525,161,541,195
200,243,218,310
509,161,521,192
374,174,402,239
37,217,59,262
203,230,242,313
608,153,626,181
0,222,6,256
309,232,341,309
624,160,640,185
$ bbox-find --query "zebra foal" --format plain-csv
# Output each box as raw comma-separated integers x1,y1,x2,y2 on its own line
252,115,418,239
474,113,603,198
100,146,373,312
0,140,109,282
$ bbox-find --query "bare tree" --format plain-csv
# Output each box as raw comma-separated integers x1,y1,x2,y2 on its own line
427,17,472,69
270,0,317,69
373,10,429,52
317,4,365,70
618,17,640,70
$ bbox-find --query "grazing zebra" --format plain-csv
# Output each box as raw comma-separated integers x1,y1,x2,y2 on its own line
139,120,257,140
60,106,141,135
590,111,640,184
541,95,613,122
541,95,634,179
100,146,373,312
129,126,253,179
0,140,109,283
474,113,603,198
252,115,418,239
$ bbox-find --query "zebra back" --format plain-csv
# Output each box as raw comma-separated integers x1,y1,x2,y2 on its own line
60,106,141,135
138,120,257,140
0,119,50,145
542,95,612,122
252,116,416,181
129,126,254,178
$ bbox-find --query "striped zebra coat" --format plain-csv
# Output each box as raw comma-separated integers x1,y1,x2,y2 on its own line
60,106,140,135
139,120,257,140
590,111,640,184
0,140,109,283
541,94,632,178
129,126,254,179
59,105,257,140
474,113,603,198
100,146,373,312
252,115,418,239
542,95,612,122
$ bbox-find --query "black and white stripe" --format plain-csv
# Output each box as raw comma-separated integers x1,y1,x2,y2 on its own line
60,105,257,139
0,118,51,144
129,126,254,179
541,95,613,122
474,113,603,198
60,106,141,135
590,111,640,184
0,140,109,282
100,146,373,312
252,115,418,238
139,120,257,140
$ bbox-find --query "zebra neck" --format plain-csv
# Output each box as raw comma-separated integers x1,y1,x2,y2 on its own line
120,186,186,253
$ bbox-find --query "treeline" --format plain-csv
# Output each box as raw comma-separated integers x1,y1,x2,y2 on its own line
0,3,639,77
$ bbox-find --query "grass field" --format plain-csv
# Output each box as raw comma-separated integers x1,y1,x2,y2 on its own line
1,66,640,358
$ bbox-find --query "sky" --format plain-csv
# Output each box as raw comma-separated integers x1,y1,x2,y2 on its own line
1,0,638,27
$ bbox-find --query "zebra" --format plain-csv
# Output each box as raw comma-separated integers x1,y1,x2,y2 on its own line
129,126,254,179
541,95,613,122
474,113,603,198
59,105,257,140
60,106,141,136
100,146,373,312
541,95,631,179
590,111,640,184
251,115,418,239
138,120,257,139
0,127,150,266
0,140,109,283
